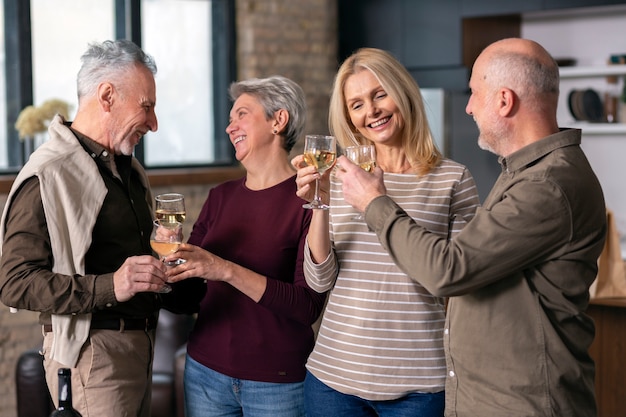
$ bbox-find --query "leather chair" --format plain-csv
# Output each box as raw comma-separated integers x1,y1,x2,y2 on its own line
15,310,194,417
15,347,53,417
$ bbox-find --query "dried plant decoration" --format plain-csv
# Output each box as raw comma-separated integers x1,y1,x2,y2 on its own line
15,99,72,139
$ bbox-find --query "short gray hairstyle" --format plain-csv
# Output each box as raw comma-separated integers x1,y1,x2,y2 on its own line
486,50,559,112
77,39,157,100
229,76,306,152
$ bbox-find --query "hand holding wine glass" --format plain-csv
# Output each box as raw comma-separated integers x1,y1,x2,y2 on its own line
302,135,337,210
150,220,183,293
344,145,376,220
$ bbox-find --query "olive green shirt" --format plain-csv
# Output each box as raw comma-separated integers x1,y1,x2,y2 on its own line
366,129,606,417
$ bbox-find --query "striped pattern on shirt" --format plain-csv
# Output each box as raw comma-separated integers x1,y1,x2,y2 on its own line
304,159,479,401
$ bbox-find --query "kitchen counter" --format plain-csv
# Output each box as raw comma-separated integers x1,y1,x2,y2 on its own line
590,297,626,308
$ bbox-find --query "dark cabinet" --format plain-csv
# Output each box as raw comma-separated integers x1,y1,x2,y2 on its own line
338,0,404,62
410,67,469,91
543,0,626,9
586,298,626,417
461,0,542,16
338,0,467,88
339,0,464,69
462,0,625,16
339,0,626,79
402,0,462,69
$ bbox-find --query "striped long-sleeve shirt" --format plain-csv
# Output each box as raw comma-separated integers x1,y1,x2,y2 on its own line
304,159,480,401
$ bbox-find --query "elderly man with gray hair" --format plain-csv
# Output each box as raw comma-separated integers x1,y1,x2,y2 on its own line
0,39,168,417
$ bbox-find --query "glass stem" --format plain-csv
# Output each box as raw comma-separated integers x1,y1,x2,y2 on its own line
314,179,321,204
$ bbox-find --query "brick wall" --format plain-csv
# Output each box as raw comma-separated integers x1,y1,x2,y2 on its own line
236,0,338,151
0,1,337,415
0,309,42,417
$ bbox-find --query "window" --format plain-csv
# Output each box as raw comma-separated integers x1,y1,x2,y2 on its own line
0,2,6,169
142,0,213,167
0,0,235,173
31,0,114,125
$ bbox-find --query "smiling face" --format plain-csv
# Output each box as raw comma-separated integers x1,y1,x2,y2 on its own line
108,64,158,155
343,69,404,147
466,53,508,155
225,93,274,163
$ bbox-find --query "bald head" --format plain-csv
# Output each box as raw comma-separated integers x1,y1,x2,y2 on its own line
474,38,560,110
466,38,561,157
483,38,555,65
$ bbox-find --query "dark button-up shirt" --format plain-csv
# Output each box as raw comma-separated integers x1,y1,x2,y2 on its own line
367,129,606,417
0,127,159,323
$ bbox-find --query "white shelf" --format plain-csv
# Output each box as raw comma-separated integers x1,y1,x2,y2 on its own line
561,121,626,135
560,65,626,79
558,66,626,134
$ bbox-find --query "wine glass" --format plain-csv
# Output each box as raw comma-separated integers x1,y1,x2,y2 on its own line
344,144,376,220
302,135,337,210
155,193,186,266
150,220,184,293
155,193,186,224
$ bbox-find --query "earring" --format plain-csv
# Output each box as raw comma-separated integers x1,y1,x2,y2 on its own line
273,129,278,134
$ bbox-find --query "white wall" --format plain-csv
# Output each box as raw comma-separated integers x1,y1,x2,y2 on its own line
523,5,626,243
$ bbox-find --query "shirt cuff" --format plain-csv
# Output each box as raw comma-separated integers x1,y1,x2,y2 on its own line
94,272,118,308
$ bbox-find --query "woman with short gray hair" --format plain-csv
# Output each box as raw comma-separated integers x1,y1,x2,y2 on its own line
165,76,326,417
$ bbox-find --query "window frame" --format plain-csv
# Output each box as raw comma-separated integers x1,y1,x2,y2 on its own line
3,0,33,169
1,0,237,179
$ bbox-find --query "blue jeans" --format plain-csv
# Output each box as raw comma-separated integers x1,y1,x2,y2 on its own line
184,354,305,417
304,371,445,417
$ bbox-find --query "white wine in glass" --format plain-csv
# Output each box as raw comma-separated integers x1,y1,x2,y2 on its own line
154,193,186,267
302,135,337,210
155,193,186,224
344,145,376,220
150,220,183,293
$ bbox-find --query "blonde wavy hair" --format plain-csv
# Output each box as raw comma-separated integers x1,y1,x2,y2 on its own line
329,48,441,175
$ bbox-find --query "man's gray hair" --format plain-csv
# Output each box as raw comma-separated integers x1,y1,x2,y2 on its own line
487,50,559,112
77,39,157,100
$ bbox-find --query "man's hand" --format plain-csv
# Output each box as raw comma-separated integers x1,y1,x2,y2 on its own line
334,155,386,213
113,255,169,302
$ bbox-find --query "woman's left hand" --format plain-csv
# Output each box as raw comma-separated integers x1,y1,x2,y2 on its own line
164,243,231,283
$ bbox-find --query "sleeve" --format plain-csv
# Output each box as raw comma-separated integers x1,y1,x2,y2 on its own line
366,178,572,297
187,189,211,247
303,239,339,293
449,167,481,239
0,177,117,313
258,209,328,326
160,191,212,314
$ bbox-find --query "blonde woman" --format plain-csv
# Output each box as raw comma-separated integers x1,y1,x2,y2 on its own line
292,48,480,416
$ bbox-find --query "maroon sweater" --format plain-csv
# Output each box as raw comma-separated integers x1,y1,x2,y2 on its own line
180,176,326,383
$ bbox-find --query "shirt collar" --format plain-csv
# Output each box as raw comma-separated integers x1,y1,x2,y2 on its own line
499,128,582,173
67,124,123,179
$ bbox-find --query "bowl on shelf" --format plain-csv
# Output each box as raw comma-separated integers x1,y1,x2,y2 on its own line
567,88,605,123
556,57,577,67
